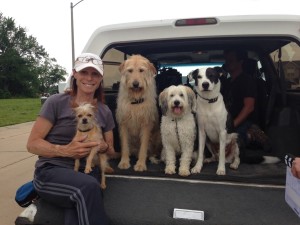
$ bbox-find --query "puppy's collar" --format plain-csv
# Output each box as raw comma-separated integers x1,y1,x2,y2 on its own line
196,92,218,103
131,98,144,104
78,128,92,132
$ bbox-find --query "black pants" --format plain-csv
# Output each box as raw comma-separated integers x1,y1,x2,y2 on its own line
33,164,108,225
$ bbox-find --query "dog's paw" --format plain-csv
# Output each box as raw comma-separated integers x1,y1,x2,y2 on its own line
105,166,114,174
118,160,131,170
230,161,239,170
204,157,215,163
149,156,160,164
165,165,176,175
134,162,147,172
84,167,92,174
216,168,226,175
191,165,202,174
179,168,191,177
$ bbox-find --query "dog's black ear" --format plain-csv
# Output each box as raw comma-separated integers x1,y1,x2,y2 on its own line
159,89,168,116
213,66,227,78
206,67,220,85
187,69,194,81
185,86,197,113
187,69,199,86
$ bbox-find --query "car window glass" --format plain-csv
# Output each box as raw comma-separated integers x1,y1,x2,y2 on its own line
270,41,300,91
102,48,125,91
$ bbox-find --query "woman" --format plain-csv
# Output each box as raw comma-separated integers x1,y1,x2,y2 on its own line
27,53,115,225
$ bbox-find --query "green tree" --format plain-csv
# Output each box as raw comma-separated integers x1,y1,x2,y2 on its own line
38,58,66,95
0,12,66,98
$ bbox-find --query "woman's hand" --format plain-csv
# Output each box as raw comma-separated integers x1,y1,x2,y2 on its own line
57,135,99,159
292,157,300,179
102,130,119,158
97,141,120,160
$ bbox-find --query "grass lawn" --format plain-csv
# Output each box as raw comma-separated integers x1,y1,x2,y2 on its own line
0,98,41,127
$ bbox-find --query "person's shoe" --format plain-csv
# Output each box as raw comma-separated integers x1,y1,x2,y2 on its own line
247,124,272,153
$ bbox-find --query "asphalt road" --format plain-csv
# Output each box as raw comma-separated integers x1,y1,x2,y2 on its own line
0,122,38,225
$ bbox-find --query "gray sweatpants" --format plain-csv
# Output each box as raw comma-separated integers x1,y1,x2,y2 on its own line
33,164,108,225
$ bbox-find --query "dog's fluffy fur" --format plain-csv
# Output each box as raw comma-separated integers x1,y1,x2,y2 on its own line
188,67,240,175
116,54,161,172
73,103,108,189
159,85,197,176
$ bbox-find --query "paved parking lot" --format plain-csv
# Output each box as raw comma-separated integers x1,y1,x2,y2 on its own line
0,122,38,225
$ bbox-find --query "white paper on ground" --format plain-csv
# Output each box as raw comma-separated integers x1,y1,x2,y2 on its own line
173,208,204,221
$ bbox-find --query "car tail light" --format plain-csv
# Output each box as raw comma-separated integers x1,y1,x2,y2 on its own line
175,18,217,26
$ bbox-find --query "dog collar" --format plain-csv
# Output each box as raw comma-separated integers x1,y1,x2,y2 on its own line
77,128,92,132
131,98,144,104
196,92,218,103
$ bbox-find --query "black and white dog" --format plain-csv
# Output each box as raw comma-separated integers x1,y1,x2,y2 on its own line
188,67,240,175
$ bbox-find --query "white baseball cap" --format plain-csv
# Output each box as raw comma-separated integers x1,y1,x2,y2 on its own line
74,53,103,76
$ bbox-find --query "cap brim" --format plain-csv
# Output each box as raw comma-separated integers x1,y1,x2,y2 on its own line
75,63,103,76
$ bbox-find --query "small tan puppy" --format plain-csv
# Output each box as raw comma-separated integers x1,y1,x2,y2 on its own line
73,103,108,189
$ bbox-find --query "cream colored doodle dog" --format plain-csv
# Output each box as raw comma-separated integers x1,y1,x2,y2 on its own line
159,85,197,176
116,55,161,172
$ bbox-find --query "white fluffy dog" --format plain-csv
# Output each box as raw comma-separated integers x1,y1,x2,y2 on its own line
159,85,197,176
188,67,240,175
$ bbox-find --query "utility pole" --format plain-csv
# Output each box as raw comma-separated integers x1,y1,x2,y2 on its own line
70,0,84,68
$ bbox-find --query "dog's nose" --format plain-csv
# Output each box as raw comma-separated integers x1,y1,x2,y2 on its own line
132,81,139,88
174,100,180,106
82,118,88,124
202,82,209,90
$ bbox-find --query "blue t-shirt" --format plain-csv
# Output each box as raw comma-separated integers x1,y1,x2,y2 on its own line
35,93,115,169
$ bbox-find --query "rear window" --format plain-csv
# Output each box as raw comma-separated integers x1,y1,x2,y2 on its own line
159,63,223,85
101,38,300,93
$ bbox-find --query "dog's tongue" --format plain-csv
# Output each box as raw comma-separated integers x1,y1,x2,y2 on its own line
174,107,182,114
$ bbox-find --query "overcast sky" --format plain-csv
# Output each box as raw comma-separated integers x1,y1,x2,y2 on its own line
1,0,299,74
